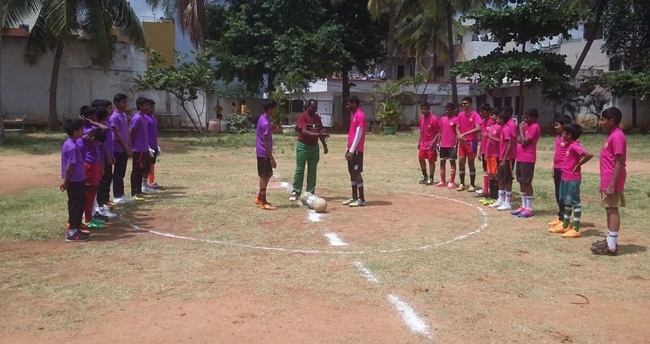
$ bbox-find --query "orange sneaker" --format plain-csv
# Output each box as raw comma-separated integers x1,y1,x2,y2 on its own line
260,203,277,210
549,223,573,233
547,219,562,227
254,198,263,206
561,229,582,238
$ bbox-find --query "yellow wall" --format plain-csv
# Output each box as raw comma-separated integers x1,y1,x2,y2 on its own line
142,21,176,67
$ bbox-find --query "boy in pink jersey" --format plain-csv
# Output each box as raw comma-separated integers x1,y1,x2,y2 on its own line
591,107,626,255
434,103,458,189
552,123,593,238
548,115,573,229
342,96,367,207
455,97,481,192
417,103,440,185
476,103,493,198
480,108,501,205
490,107,517,211
511,108,541,218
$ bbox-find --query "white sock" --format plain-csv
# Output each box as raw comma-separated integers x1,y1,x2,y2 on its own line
607,229,618,251
520,192,527,209
526,195,534,211
498,190,505,203
505,191,512,204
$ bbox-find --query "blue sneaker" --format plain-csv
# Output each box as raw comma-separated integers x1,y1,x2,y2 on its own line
349,199,366,207
510,207,525,215
342,198,357,205
65,229,89,242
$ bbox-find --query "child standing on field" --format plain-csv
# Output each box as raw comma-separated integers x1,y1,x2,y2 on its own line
434,103,458,189
511,108,541,218
342,96,367,207
254,100,278,210
111,93,133,204
78,106,109,229
129,97,150,201
550,123,593,238
417,102,440,185
455,97,482,192
591,107,626,255
61,119,88,242
143,98,161,192
480,108,502,205
476,103,493,198
548,115,573,230
490,107,517,211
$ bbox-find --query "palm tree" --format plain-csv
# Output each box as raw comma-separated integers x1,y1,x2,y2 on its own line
367,0,398,80
145,0,206,46
0,0,40,144
24,0,146,130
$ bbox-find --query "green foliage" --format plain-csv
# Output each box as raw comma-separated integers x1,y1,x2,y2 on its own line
227,113,255,134
543,82,583,119
369,74,425,127
601,0,650,72
588,71,650,98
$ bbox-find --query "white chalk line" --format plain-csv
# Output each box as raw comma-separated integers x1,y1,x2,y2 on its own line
324,232,349,247
387,294,431,337
354,262,379,283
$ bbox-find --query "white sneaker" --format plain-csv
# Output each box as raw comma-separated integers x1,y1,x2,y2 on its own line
142,186,156,194
119,195,134,203
113,197,127,205
98,207,117,218
497,203,512,211
489,200,503,208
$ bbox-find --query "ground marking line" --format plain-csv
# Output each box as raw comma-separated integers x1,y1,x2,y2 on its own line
324,232,349,246
354,262,379,283
387,294,431,337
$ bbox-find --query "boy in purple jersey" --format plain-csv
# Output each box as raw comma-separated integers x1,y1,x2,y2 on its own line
61,119,88,242
144,99,161,190
254,100,277,210
111,94,133,204
78,106,109,228
591,107,627,255
511,108,541,218
129,97,150,200
548,115,573,230
92,99,117,215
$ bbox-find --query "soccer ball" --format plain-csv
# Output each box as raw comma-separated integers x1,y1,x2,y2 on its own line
299,192,313,204
306,195,319,209
313,198,327,213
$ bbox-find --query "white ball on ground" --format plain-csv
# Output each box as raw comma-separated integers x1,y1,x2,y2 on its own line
299,192,313,204
306,195,319,209
313,198,327,213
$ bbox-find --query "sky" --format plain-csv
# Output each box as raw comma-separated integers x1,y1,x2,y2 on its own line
128,1,166,22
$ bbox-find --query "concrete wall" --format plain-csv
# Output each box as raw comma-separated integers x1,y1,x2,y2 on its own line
142,21,176,67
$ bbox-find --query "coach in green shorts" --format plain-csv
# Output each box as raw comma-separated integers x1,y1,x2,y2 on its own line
289,100,330,201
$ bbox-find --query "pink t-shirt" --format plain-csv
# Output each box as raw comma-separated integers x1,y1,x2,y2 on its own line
600,127,626,192
457,110,481,142
419,114,440,148
561,141,586,181
499,124,516,161
516,122,541,163
439,115,458,148
347,108,366,152
486,123,501,158
553,135,568,168
480,118,493,155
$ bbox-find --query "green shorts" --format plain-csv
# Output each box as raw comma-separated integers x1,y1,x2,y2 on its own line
560,180,581,205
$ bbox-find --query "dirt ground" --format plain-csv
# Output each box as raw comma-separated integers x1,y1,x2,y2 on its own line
2,151,650,343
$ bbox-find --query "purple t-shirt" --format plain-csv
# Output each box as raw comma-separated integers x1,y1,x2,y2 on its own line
256,114,272,157
110,110,129,153
61,138,85,182
146,114,158,149
77,125,100,164
130,112,149,152
104,125,114,160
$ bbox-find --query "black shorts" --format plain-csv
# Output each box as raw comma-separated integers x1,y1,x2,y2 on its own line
257,157,273,178
439,147,457,160
347,151,363,174
516,162,535,184
498,159,514,182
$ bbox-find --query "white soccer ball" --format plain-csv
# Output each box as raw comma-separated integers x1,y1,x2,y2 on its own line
299,192,313,204
306,195,319,209
313,198,327,213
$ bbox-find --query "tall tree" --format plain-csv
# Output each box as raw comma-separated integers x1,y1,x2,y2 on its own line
145,0,206,46
367,0,397,80
562,0,608,78
0,0,40,144
24,0,146,130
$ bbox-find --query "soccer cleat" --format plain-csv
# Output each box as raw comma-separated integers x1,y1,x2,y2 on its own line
93,213,110,222
548,224,573,233
517,209,535,218
254,198,263,206
289,192,298,201
104,201,116,209
149,182,162,188
342,198,357,205
98,207,117,219
349,199,366,207
425,177,434,185
447,183,456,189
496,203,512,211
561,229,582,238
419,176,427,184
510,207,525,215
132,195,146,201
86,219,105,229
489,200,503,208
433,182,446,187
467,185,476,192
547,219,562,227
483,199,496,206
139,193,153,199
260,203,277,210
591,244,617,256
475,189,484,195
142,186,157,194
112,197,127,205
591,239,607,248
456,184,466,191
65,230,89,242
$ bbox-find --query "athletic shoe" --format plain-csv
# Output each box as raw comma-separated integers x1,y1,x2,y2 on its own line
289,192,298,201
260,203,277,210
118,195,135,203
489,200,503,208
474,190,485,197
591,239,607,248
132,195,146,201
547,219,562,227
66,222,89,231
484,199,496,206
548,224,573,233
349,199,366,207
425,177,434,185
478,198,490,205
591,244,617,256
65,229,89,242
433,182,446,187
93,213,110,222
104,201,116,209
112,197,127,205
496,203,512,211
456,184,466,191
561,229,582,238
418,176,427,184
254,198,263,206
510,207,525,215
86,219,105,229
149,182,162,188
517,209,535,218
140,193,153,199
98,207,117,219
467,185,476,192
142,185,156,194
342,198,357,205
447,183,456,189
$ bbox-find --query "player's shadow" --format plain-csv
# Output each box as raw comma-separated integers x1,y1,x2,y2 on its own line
579,228,604,237
617,244,647,255
363,200,392,206
327,196,392,207
529,209,557,217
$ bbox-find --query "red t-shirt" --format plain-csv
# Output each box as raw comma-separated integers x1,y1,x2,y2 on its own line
296,112,323,145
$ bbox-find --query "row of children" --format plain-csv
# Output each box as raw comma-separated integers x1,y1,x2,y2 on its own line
61,95,161,242
417,99,626,255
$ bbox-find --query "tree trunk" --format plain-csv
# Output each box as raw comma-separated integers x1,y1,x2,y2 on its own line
386,0,397,80
342,70,351,131
446,1,458,105
518,80,524,123
0,7,6,145
571,0,605,78
432,28,438,82
179,102,204,134
48,43,64,131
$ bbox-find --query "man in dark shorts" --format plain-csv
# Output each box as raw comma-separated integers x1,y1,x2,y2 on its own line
342,96,367,207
